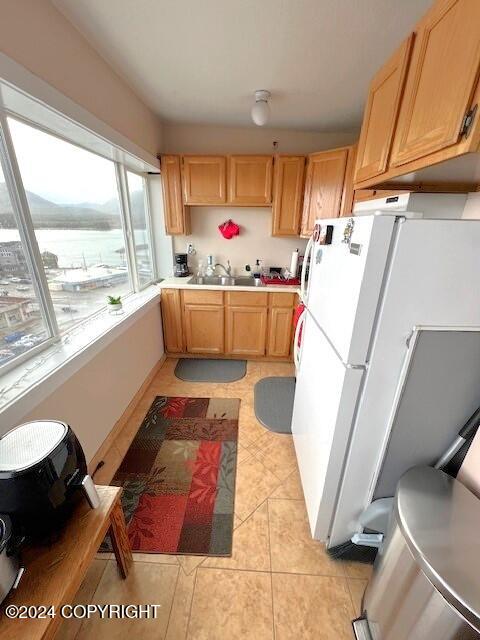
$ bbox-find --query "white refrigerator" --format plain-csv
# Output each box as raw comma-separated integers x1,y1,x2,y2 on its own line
292,209,480,548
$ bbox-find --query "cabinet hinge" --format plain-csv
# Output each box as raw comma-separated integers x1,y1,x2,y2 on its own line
460,104,478,138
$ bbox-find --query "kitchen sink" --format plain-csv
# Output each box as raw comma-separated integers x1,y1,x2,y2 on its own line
189,276,264,287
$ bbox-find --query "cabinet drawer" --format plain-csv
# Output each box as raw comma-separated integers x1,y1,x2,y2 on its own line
226,291,268,307
182,289,224,305
269,292,296,308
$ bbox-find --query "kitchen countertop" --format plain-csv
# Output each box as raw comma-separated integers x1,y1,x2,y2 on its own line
159,276,301,294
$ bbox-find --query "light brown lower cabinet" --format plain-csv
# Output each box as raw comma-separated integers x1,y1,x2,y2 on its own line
267,306,294,357
183,304,224,354
161,289,296,359
160,289,183,353
226,306,268,356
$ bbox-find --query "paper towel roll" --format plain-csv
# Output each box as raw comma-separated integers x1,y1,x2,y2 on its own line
290,249,299,277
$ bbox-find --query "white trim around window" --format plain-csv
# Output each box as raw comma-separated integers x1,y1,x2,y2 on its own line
0,91,160,377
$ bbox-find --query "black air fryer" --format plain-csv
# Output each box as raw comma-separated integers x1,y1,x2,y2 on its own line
0,420,99,538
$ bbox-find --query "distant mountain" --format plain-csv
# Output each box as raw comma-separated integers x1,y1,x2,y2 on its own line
0,183,144,230
71,190,146,224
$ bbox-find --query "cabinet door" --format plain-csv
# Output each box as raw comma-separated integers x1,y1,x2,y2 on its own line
161,155,190,235
355,35,413,182
161,289,183,353
301,147,349,236
182,156,226,204
184,304,224,354
227,156,273,205
226,306,267,356
391,0,480,167
267,306,294,358
339,144,357,217
272,156,305,236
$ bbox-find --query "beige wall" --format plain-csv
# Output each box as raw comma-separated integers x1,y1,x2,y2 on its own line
162,123,357,155
22,304,164,462
166,123,357,273
174,207,307,276
0,0,163,157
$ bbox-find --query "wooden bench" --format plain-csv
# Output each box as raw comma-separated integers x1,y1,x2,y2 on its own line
0,485,132,640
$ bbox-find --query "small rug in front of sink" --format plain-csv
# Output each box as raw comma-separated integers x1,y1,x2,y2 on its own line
174,358,246,382
104,396,239,556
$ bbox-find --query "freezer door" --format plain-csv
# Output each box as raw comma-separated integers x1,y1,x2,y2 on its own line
306,215,395,364
292,311,364,540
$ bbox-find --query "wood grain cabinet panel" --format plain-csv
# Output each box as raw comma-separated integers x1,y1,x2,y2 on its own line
339,144,358,217
272,155,306,236
391,0,480,167
182,156,226,204
267,306,294,358
161,289,184,353
161,155,190,235
227,155,273,205
226,291,268,307
301,147,350,236
270,292,296,308
355,35,413,183
184,304,224,354
226,306,267,356
183,289,223,305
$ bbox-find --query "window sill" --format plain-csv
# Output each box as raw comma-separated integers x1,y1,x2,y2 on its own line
0,285,161,428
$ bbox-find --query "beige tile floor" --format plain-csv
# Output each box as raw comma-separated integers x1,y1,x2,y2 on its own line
58,358,371,640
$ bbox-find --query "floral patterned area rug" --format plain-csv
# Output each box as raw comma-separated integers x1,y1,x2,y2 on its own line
107,396,240,556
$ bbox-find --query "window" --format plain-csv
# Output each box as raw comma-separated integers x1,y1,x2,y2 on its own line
0,107,158,376
0,161,50,367
126,171,154,287
8,118,132,332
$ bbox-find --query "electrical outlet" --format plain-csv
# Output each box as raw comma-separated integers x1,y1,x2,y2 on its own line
186,243,195,255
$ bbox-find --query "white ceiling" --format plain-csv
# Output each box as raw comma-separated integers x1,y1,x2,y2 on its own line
52,0,431,132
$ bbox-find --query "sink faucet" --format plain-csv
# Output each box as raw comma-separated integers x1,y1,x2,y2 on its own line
215,260,232,276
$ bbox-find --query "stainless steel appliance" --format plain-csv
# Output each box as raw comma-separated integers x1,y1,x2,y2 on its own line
353,466,480,640
174,253,190,277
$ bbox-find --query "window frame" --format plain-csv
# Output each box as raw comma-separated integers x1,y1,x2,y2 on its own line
124,168,157,291
0,107,158,376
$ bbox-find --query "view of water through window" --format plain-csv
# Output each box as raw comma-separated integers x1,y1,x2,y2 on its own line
0,118,153,369
0,163,49,366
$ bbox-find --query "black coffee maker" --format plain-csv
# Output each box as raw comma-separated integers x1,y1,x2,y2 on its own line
174,253,190,277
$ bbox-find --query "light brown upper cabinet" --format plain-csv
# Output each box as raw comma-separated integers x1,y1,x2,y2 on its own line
391,0,480,167
339,144,358,218
227,155,273,205
301,146,351,236
182,155,226,205
271,155,306,236
355,36,414,183
160,155,190,235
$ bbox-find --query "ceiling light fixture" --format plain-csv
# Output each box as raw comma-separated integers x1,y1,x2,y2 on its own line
251,90,271,126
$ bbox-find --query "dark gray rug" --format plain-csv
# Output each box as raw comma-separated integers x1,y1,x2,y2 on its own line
254,377,296,434
174,358,247,383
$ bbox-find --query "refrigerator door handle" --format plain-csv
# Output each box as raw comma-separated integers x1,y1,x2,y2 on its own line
294,309,306,370
300,235,314,303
